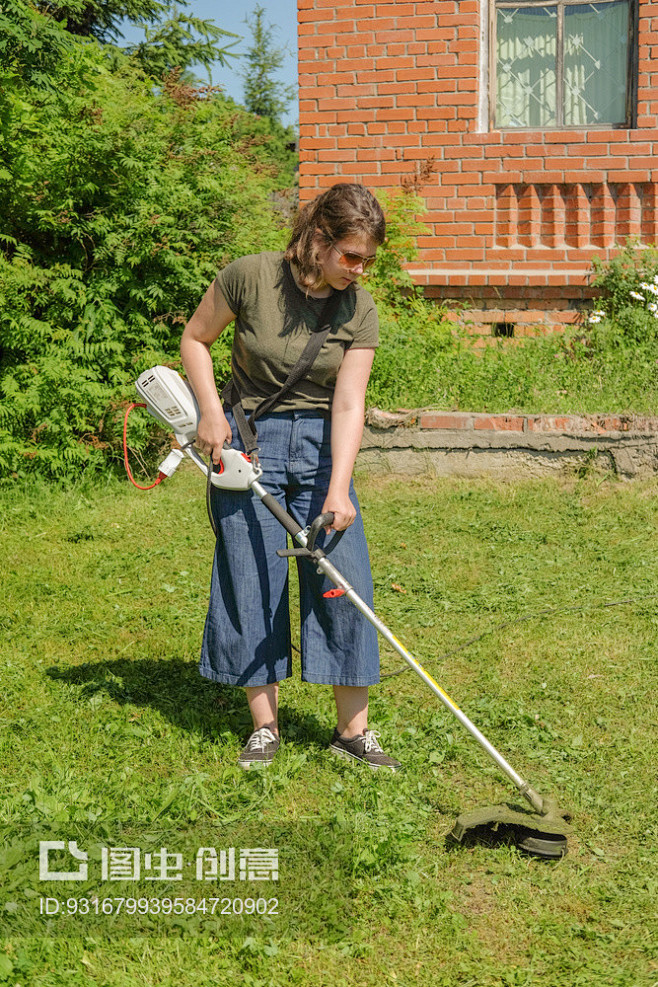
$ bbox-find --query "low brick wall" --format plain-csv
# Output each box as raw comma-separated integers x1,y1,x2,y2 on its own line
358,409,658,479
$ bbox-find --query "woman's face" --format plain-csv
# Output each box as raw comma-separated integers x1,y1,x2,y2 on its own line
316,233,379,291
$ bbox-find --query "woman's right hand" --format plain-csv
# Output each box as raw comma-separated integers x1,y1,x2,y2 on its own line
195,411,233,465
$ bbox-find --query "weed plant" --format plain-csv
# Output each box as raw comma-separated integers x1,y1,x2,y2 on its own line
429,326,658,416
1,468,657,985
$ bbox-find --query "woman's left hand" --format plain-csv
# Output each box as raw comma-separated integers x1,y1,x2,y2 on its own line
321,491,356,531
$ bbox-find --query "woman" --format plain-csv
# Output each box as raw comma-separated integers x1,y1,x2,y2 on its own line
181,183,400,772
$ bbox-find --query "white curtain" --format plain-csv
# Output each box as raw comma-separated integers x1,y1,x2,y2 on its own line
564,2,629,125
497,6,557,127
496,2,629,127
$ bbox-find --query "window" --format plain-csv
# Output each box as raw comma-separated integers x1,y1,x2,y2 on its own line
491,1,635,128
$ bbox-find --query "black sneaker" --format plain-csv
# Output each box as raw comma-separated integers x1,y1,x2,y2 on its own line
329,729,401,771
238,727,280,769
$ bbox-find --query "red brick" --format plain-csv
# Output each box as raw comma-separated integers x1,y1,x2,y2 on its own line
396,67,438,81
474,416,525,432
374,56,415,70
298,8,335,22
608,170,652,183
338,5,374,18
528,416,579,433
420,413,472,430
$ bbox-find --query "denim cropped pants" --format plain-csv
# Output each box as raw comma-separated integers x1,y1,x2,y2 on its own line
199,409,380,688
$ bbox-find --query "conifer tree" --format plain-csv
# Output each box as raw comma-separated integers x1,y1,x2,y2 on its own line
240,4,295,124
34,0,238,77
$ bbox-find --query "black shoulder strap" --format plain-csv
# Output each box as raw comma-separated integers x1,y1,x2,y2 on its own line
221,288,343,460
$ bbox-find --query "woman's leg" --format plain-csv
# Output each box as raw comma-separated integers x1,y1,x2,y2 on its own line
245,683,280,736
239,682,280,769
199,412,293,691
333,685,368,737
330,683,400,770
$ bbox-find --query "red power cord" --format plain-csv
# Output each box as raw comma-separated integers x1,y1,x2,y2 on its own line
123,402,166,490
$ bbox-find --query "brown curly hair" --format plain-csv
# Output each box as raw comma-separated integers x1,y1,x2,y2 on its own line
285,183,386,290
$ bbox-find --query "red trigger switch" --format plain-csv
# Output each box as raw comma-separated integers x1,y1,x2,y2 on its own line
323,588,346,599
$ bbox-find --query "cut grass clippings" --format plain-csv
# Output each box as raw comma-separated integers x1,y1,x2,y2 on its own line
1,465,657,986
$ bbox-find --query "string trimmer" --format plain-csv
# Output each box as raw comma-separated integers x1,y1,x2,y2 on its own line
126,365,572,858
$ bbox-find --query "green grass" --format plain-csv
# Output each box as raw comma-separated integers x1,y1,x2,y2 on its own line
1,465,658,985
368,321,658,416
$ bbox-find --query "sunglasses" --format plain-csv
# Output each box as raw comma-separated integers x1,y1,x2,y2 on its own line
331,243,377,272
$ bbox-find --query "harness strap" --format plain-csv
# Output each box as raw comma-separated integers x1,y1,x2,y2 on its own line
221,285,343,462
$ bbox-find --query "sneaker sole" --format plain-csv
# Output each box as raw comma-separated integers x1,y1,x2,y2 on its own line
329,743,400,772
237,758,276,770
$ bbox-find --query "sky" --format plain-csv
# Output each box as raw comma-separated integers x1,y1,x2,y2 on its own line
118,0,299,126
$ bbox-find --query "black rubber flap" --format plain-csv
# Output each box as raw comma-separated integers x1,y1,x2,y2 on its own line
516,830,569,858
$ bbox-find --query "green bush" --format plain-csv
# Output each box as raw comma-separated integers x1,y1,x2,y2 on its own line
588,240,658,347
0,4,293,481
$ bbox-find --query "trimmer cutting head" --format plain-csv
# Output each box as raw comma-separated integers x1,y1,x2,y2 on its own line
450,798,572,858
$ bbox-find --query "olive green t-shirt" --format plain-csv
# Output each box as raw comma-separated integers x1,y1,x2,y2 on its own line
215,251,379,413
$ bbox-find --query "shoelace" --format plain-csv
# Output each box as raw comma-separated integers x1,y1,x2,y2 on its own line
246,727,276,751
363,730,384,753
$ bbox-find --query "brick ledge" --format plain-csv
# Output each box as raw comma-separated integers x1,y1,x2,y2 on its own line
366,409,658,436
407,268,593,288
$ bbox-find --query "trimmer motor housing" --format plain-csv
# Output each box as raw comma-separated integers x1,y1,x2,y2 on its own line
135,365,262,490
135,366,200,448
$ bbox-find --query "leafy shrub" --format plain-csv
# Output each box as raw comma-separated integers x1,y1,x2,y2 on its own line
590,240,658,320
588,240,658,347
0,5,293,481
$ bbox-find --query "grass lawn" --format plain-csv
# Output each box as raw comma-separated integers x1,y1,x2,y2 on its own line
1,465,657,986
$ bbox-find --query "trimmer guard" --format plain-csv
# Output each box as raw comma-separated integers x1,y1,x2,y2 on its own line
451,799,572,842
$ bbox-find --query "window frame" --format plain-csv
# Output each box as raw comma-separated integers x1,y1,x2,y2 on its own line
489,0,638,131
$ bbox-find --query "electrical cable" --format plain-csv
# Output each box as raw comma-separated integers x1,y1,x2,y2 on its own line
380,593,658,679
123,403,166,491
124,399,219,532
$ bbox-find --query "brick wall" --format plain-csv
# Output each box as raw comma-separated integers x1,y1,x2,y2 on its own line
298,0,658,333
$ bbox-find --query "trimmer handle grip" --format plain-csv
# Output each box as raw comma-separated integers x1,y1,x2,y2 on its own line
306,512,344,554
276,511,345,560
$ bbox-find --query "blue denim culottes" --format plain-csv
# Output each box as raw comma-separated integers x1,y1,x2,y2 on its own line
199,409,380,687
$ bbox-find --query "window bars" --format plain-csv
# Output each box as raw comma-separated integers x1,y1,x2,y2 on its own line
491,0,636,129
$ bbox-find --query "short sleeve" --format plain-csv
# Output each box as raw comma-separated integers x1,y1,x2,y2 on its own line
348,289,379,349
214,255,261,316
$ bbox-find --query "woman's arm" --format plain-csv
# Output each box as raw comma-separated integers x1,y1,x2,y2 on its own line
322,346,375,531
180,281,236,464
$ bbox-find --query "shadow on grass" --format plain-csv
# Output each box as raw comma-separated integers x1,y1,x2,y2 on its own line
46,657,329,749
